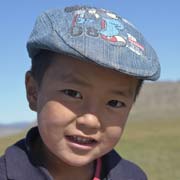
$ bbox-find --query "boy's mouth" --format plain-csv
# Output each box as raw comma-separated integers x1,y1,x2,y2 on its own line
65,135,97,145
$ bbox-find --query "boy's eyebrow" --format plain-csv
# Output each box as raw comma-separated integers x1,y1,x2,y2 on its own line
61,73,91,86
110,88,134,98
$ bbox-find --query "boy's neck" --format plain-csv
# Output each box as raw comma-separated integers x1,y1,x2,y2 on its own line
32,136,95,180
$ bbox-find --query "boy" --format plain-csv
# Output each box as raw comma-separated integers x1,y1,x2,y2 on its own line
0,5,160,180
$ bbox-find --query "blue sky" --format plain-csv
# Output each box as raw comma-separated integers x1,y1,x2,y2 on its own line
0,0,179,124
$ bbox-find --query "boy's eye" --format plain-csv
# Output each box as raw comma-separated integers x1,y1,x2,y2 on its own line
107,100,125,108
61,89,82,99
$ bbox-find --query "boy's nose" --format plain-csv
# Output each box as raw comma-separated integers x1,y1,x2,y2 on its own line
76,113,101,130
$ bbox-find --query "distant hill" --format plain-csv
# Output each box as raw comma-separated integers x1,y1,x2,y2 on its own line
129,81,180,121
0,122,35,137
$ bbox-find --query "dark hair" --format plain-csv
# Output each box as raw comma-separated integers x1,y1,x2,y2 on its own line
29,50,54,87
29,50,143,99
134,79,143,101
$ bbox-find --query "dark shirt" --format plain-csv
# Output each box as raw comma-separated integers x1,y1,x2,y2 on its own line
0,127,147,180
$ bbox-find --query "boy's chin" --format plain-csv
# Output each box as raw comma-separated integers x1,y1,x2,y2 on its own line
61,155,96,167
51,151,98,167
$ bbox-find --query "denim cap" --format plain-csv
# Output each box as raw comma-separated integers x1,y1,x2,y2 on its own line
27,5,160,80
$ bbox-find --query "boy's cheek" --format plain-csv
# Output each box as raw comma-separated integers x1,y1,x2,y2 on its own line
37,101,76,124
103,126,124,145
108,126,123,138
98,128,123,156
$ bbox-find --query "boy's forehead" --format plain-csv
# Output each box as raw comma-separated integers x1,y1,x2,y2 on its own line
48,54,138,87
27,5,160,81
51,53,123,75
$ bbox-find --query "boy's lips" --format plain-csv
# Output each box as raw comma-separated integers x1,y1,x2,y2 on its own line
65,135,98,146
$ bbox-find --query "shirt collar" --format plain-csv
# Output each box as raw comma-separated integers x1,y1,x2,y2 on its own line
5,127,52,180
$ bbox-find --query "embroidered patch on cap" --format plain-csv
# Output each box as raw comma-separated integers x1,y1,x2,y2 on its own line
65,6,127,46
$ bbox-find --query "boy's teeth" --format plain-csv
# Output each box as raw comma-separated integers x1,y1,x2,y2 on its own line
68,136,95,144
75,136,91,143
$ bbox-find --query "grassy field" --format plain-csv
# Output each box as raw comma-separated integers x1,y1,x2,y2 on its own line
116,118,180,180
0,131,27,155
0,119,179,180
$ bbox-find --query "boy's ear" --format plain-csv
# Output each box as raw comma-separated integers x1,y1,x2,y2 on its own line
25,71,38,111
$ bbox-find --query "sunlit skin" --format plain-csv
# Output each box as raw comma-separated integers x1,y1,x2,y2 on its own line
25,54,139,180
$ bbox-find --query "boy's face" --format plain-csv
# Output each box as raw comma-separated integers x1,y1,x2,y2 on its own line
26,54,138,167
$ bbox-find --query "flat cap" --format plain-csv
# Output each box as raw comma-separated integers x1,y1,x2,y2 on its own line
27,5,160,80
